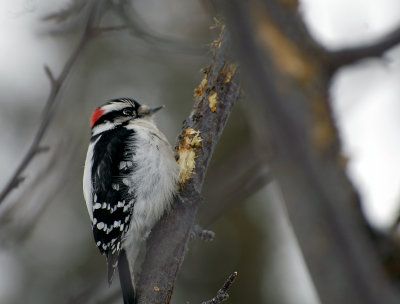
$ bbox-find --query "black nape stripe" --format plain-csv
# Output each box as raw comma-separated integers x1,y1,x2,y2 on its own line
91,98,144,128
92,109,136,128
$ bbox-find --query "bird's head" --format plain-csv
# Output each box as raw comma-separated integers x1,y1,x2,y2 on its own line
89,98,163,131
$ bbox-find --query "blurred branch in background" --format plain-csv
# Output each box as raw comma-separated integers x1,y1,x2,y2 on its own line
220,0,400,303
200,143,272,227
136,29,241,303
0,0,101,204
42,0,91,33
326,26,400,71
0,145,60,245
110,0,208,54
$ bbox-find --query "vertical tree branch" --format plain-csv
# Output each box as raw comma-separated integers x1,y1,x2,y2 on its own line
135,29,241,303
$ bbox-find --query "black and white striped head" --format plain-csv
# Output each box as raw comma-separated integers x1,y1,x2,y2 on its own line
89,98,163,131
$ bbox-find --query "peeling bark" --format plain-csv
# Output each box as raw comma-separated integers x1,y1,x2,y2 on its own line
136,30,241,303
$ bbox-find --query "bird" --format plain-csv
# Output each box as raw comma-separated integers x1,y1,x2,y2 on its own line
83,98,179,303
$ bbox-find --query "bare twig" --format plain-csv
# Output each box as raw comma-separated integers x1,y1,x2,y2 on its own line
92,25,128,34
44,64,56,87
41,0,100,36
42,0,88,23
35,145,50,154
110,0,208,54
201,271,238,304
136,29,240,303
0,144,60,245
0,0,102,204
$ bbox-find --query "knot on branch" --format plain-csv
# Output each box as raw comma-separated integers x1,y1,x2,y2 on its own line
190,224,215,242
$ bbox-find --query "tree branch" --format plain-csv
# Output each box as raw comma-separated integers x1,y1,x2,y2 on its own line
42,0,89,24
0,0,102,204
201,271,238,304
135,29,241,303
110,0,208,54
326,26,400,70
201,152,271,226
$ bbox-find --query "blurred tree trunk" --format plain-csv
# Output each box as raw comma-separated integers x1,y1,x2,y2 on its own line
219,0,400,304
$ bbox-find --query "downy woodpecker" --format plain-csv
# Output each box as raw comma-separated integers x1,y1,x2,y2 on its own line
83,98,179,303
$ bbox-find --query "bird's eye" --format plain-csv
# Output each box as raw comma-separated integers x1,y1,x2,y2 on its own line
122,108,133,116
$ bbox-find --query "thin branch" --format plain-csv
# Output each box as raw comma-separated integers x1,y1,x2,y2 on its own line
6,177,26,193
201,271,238,304
326,26,400,70
0,0,101,204
41,0,95,35
42,0,88,24
92,25,128,34
110,0,208,54
136,29,240,303
44,64,56,88
35,145,50,154
0,145,59,245
202,158,271,226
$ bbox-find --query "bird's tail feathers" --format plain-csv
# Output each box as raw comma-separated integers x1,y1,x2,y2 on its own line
118,249,137,304
106,251,119,285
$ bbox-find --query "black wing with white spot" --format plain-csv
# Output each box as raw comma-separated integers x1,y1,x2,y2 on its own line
91,128,136,259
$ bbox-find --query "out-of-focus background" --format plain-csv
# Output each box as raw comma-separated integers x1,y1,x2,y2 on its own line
0,0,399,303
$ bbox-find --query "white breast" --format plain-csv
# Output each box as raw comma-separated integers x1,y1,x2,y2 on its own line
125,119,179,238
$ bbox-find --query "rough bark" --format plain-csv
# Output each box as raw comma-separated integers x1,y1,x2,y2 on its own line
136,30,241,303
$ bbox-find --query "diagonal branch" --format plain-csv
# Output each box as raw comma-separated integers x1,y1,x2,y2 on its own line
201,153,271,226
0,0,102,204
135,29,241,303
201,271,238,304
110,0,208,54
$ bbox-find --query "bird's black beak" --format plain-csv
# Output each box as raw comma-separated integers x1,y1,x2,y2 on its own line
138,105,164,117
149,105,164,114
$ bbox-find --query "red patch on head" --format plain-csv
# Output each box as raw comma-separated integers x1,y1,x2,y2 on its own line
90,108,105,127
